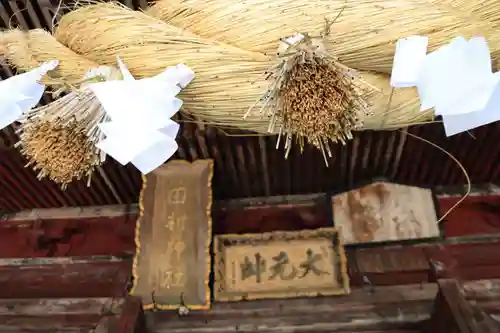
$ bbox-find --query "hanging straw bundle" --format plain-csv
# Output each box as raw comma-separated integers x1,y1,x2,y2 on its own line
247,32,376,154
146,0,500,73
17,96,102,187
0,28,123,187
14,64,122,188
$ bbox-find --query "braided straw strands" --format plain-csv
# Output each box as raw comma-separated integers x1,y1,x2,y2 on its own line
54,3,276,133
146,0,500,73
426,0,500,25
0,29,99,86
51,2,430,133
0,1,435,178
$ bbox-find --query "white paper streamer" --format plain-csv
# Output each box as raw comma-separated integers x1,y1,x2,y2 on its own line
90,56,194,174
390,36,428,88
442,72,500,136
0,60,59,130
391,35,500,136
277,34,305,56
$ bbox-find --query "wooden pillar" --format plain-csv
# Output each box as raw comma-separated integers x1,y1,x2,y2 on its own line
429,279,500,333
116,296,146,333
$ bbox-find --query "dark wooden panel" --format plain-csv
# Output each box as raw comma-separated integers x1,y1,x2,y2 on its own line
0,314,101,331
430,279,500,333
148,280,500,332
116,296,145,333
0,296,143,332
0,216,136,258
355,247,430,273
214,194,330,234
0,298,124,315
151,284,436,332
151,301,431,332
0,259,131,298
347,240,500,286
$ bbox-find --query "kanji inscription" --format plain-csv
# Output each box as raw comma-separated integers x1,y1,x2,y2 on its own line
132,160,213,310
240,248,329,283
214,228,349,301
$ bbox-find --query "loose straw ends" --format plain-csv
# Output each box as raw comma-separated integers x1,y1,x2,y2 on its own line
15,87,108,188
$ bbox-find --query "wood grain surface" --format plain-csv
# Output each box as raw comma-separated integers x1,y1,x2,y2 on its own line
131,160,213,310
332,182,439,244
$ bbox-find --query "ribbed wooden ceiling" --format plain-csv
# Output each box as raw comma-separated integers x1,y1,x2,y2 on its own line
1,0,499,213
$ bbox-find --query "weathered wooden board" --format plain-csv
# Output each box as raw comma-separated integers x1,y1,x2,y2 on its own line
131,160,213,310
150,280,500,333
214,228,349,301
430,279,500,333
0,298,124,316
332,182,439,244
214,194,329,234
355,247,431,273
0,259,130,298
0,296,145,333
151,283,438,332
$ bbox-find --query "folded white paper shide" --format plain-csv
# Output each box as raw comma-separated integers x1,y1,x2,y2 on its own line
443,72,500,136
90,56,194,174
0,60,59,130
391,35,500,137
418,36,500,136
390,36,428,88
277,33,305,56
417,37,493,114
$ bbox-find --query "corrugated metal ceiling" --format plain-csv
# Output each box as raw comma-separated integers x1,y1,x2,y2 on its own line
1,0,499,213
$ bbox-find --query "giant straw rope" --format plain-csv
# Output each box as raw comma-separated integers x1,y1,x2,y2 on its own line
58,4,432,126
1,3,435,133
146,0,500,72
0,0,498,185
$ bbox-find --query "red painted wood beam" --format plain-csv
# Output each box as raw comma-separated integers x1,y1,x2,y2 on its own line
348,239,500,287
1,239,499,300
440,193,500,237
0,189,499,259
0,215,136,258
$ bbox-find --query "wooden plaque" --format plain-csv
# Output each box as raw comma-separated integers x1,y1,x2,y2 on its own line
332,182,439,244
131,160,213,310
214,228,349,301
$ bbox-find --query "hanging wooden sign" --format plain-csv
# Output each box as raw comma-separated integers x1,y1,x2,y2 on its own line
131,160,213,310
332,181,439,244
214,228,349,301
